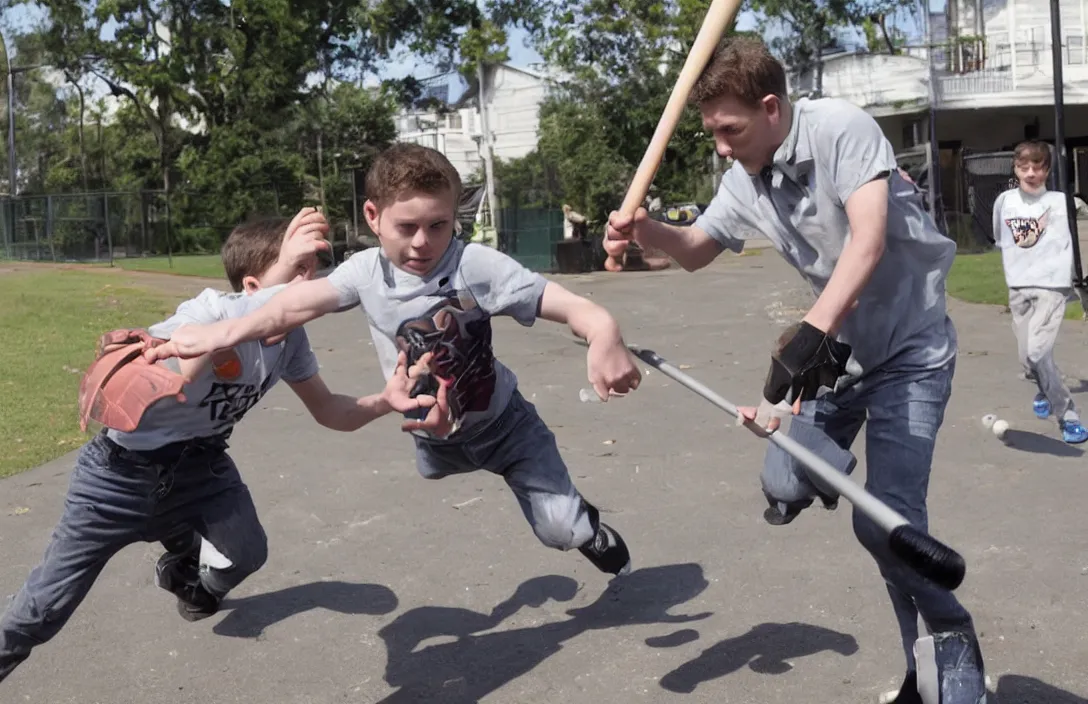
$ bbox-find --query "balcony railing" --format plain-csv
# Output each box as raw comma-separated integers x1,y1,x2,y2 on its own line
935,68,1015,100
932,31,1088,99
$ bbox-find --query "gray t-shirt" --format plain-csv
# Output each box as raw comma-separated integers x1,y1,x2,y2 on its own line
325,239,548,440
993,187,1075,290
107,285,320,451
694,97,957,381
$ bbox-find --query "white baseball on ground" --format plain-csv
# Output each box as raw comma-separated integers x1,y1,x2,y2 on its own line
579,388,602,403
992,419,1010,440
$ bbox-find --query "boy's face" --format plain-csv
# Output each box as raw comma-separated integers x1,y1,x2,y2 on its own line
364,188,457,276
1014,158,1049,194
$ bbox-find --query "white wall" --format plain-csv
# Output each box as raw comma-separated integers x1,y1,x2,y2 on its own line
394,64,551,181
483,66,549,162
794,53,929,112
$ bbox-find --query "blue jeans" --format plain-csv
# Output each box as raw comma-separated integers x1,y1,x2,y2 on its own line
415,390,597,551
0,431,268,683
761,360,981,674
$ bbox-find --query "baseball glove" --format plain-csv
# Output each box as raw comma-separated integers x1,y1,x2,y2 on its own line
78,340,187,433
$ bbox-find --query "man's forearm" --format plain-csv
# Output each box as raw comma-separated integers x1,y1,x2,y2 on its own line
803,230,885,334
632,219,716,271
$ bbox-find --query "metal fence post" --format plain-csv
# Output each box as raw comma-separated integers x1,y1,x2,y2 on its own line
103,192,114,266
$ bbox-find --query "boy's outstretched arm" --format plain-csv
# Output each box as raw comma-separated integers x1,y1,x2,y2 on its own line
287,351,455,436
537,281,641,401
144,278,344,362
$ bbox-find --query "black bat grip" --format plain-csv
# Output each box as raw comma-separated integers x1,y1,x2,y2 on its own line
889,524,967,591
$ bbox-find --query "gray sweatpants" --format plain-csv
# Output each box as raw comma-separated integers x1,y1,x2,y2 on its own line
1009,286,1078,421
0,431,268,683
414,390,597,551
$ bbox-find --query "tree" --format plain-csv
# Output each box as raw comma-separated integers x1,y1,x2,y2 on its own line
743,0,921,97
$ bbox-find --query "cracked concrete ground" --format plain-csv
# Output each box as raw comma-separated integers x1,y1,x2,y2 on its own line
2,249,1087,703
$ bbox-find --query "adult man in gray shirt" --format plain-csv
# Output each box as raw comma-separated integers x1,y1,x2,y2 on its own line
607,36,986,704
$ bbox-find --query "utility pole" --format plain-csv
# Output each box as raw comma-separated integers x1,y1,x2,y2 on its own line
1051,0,1085,286
922,0,943,232
476,61,500,238
2,31,16,257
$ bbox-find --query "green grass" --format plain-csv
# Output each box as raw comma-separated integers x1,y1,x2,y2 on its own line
110,254,226,280
947,249,1085,320
0,270,177,478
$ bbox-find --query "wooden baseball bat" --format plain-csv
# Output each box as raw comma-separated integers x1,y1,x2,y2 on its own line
605,0,742,272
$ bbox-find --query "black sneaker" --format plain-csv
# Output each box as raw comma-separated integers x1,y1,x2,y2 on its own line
155,551,221,622
762,491,838,526
579,522,632,576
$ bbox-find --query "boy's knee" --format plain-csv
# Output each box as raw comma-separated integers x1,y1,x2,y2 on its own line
202,531,267,580
235,532,269,576
530,494,592,551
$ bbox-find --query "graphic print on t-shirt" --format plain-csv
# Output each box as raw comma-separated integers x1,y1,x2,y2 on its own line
1006,207,1050,248
197,346,278,428
393,288,497,425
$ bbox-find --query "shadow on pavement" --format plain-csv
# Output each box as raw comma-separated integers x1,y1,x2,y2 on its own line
376,563,711,702
213,580,399,639
658,620,859,694
1001,429,1085,457
373,562,858,703
994,674,1088,703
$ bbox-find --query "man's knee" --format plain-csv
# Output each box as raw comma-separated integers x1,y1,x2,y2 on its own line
851,508,887,557
761,422,857,524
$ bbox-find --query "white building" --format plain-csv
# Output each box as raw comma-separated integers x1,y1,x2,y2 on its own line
394,63,554,181
791,0,1088,210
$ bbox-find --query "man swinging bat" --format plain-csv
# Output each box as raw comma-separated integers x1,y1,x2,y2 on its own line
606,36,987,704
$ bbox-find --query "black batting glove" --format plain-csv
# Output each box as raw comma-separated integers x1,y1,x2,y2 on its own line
763,321,852,406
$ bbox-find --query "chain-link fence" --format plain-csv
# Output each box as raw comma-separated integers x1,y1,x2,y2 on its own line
0,191,173,262
0,177,370,265
0,184,582,274
497,204,566,272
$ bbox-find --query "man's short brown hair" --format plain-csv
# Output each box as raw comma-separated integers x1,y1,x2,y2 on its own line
365,142,462,208
690,35,788,107
1013,140,1052,170
220,216,288,292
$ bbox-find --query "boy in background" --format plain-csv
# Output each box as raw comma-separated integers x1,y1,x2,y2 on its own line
993,140,1088,444
0,208,446,685
145,143,643,579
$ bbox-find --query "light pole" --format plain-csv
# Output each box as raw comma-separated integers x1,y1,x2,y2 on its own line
1,30,14,257
2,31,14,200
1,29,50,257
1050,0,1085,287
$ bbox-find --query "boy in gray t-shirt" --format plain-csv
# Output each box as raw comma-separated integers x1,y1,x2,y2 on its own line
145,143,643,580
993,140,1087,444
0,210,442,685
608,37,985,704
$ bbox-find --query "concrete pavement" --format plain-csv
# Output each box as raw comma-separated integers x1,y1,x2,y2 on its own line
2,251,1087,703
